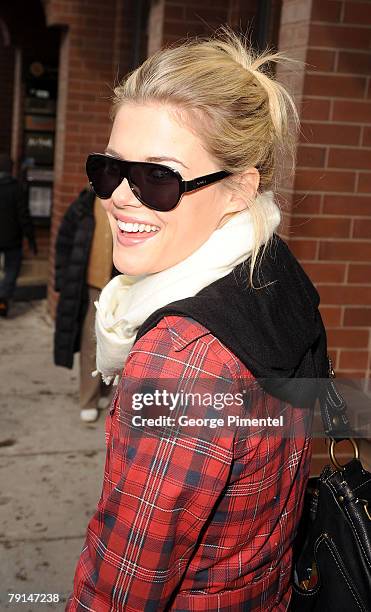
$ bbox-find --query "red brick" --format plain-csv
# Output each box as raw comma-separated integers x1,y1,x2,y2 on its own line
309,24,371,50
319,306,342,326
57,152,84,164
296,145,326,167
311,412,328,441
288,238,318,260
50,11,75,26
344,307,371,326
328,349,338,368
339,350,369,370
301,97,331,121
306,48,335,71
326,327,369,348
177,0,228,6
323,195,371,216
164,4,185,20
337,50,371,75
348,263,371,283
302,262,346,283
363,127,371,146
310,455,329,476
67,91,96,102
292,194,322,214
358,173,371,193
291,216,351,238
311,0,342,23
333,100,371,123
82,15,115,29
312,437,328,455
353,218,371,239
336,369,367,379
183,7,228,21
295,169,356,192
165,20,210,36
319,240,371,262
305,73,367,98
301,122,360,146
343,1,371,25
328,147,371,170
319,283,371,305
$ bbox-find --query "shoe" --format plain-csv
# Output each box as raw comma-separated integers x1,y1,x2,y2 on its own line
0,300,8,317
80,408,99,422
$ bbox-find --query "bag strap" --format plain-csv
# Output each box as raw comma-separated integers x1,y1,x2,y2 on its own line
318,355,356,442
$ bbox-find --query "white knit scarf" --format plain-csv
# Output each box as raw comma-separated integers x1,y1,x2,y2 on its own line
92,191,281,385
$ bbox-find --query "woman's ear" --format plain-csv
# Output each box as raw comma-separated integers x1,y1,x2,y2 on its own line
216,168,260,229
224,167,260,214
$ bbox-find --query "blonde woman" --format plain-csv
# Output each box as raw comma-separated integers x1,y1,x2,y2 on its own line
66,26,329,611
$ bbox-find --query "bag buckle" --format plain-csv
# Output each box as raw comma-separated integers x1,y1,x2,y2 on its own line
355,498,371,521
329,437,359,470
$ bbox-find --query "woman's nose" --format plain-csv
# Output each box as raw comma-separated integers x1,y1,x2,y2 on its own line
111,177,142,209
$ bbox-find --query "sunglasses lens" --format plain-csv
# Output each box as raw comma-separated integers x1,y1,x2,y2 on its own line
86,155,181,211
86,155,122,199
129,164,180,211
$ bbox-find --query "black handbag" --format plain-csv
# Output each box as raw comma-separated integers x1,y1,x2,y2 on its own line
289,356,371,611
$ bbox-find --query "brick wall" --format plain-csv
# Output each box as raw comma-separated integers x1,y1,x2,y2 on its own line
147,0,230,51
165,1,229,45
277,0,371,473
285,0,371,381
44,0,136,317
147,0,275,56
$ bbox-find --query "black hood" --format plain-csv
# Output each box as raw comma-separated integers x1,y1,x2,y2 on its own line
135,234,329,406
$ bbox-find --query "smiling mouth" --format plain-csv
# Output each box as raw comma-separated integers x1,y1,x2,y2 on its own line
116,219,160,234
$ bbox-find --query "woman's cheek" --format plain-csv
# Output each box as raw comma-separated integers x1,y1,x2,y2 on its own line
107,214,117,237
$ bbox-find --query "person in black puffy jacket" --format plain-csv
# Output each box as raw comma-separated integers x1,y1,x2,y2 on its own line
53,187,95,369
53,187,117,422
0,154,37,316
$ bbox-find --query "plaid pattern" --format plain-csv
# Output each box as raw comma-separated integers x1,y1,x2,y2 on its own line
66,315,312,611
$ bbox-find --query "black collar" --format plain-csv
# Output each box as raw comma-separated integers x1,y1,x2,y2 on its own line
135,234,329,406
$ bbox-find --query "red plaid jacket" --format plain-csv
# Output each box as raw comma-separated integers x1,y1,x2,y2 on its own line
66,315,312,611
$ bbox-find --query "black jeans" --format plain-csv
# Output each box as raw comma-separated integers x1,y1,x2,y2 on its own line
0,247,23,300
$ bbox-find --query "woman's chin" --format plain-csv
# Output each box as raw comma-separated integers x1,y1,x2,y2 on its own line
113,253,151,276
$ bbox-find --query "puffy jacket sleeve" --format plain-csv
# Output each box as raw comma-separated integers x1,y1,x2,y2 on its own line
54,200,80,292
65,319,239,611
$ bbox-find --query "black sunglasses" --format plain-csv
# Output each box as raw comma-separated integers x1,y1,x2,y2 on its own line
86,153,232,212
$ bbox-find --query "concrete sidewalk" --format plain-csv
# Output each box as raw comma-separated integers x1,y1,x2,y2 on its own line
0,300,108,610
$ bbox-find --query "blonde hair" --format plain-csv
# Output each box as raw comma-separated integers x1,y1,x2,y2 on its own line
111,25,302,288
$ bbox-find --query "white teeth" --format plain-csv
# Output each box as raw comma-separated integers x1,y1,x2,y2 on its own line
117,219,160,233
